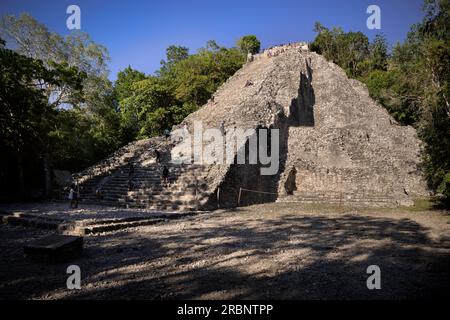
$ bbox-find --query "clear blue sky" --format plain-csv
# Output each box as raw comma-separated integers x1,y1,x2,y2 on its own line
0,0,424,81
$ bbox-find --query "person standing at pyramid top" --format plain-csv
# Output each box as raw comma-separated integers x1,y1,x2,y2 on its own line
247,52,254,62
164,128,171,140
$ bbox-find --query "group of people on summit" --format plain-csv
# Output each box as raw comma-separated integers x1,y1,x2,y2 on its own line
247,42,309,62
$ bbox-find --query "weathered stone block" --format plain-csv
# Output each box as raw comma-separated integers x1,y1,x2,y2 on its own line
24,234,83,261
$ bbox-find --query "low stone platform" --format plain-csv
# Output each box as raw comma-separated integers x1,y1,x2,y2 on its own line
24,234,83,261
0,202,203,236
276,194,412,207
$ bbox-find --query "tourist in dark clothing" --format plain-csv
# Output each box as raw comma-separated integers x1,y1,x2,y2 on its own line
163,129,171,140
128,179,134,191
128,163,134,178
155,149,161,163
96,188,103,200
162,166,169,185
128,163,135,191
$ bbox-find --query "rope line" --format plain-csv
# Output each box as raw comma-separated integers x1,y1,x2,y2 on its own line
240,188,278,195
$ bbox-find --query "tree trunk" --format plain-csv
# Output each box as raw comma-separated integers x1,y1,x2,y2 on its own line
43,153,52,199
17,153,25,196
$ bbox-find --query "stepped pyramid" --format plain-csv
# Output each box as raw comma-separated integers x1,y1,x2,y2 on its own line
74,43,429,210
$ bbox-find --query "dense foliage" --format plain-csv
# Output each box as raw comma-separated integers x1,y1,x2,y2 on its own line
236,35,261,54
0,37,86,198
113,36,258,142
311,0,450,205
115,40,246,140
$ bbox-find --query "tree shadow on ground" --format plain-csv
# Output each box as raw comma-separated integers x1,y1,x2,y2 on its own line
1,211,449,299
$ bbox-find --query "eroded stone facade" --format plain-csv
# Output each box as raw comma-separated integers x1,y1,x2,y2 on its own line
75,43,429,209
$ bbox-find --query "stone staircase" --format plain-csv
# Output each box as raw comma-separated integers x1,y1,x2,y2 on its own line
116,164,209,210
75,136,212,211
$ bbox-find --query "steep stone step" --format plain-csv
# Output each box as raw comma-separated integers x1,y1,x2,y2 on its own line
77,218,166,235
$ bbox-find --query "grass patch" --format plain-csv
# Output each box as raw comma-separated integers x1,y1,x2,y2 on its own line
402,197,448,212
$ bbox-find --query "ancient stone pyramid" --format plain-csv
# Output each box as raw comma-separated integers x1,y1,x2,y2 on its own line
74,43,429,210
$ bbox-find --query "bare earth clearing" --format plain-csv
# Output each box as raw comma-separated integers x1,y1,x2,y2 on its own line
0,202,449,299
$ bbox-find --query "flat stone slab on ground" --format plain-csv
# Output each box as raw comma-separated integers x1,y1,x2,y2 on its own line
0,202,203,235
0,202,197,222
24,234,83,261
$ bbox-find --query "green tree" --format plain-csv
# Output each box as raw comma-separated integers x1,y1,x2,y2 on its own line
0,39,85,197
369,34,389,71
311,23,370,77
417,0,450,204
0,14,112,111
236,35,261,54
159,45,189,76
1,13,122,176
113,66,147,103
119,77,174,139
115,40,246,141
165,45,189,64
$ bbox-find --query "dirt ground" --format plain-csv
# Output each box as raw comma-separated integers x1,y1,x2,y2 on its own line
0,202,449,299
